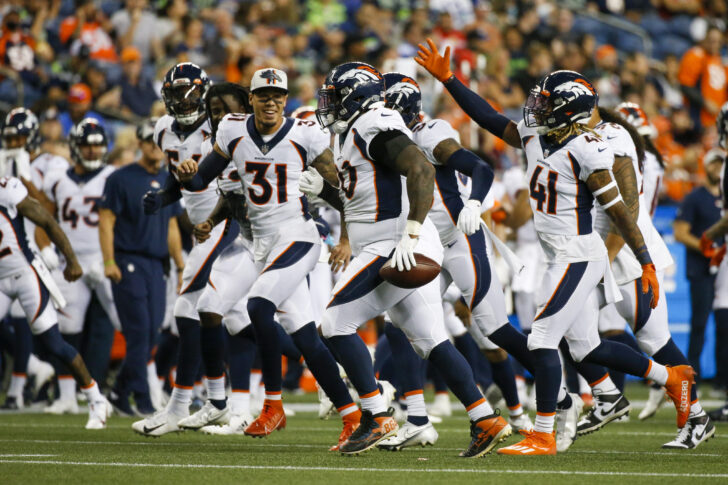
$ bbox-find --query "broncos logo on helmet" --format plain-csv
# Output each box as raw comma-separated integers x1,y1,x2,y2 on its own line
161,62,210,126
69,118,108,171
316,62,384,134
616,101,656,139
524,70,598,135
383,72,422,126
2,107,40,152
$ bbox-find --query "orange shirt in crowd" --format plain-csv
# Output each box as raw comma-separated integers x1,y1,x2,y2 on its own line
59,18,117,62
678,46,728,127
0,31,36,72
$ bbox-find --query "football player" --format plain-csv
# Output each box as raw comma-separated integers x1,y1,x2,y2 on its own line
0,175,110,428
301,62,510,457
378,73,532,450
39,119,121,414
702,102,728,424
177,68,361,449
416,39,695,454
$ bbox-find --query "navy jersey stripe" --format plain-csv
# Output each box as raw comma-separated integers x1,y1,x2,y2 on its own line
261,241,315,274
290,140,308,171
568,152,593,235
247,116,294,154
464,229,491,309
30,266,51,323
534,261,588,320
327,256,387,308
435,166,464,223
0,205,34,263
227,137,243,158
352,129,401,222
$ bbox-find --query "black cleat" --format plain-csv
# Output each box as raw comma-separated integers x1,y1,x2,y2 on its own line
576,393,630,435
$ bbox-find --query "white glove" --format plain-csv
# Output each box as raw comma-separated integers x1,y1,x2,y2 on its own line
40,246,60,271
299,168,325,197
457,199,482,235
390,220,421,271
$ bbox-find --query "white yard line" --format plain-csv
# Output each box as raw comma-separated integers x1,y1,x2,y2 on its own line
0,454,57,457
0,459,726,478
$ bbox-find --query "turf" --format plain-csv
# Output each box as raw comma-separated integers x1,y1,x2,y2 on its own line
0,384,726,485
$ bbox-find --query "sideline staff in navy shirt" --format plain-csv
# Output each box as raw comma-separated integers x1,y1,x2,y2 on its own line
674,150,723,379
99,121,183,414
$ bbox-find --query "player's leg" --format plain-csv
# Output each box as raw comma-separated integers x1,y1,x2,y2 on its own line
0,294,21,408
709,257,728,422
12,268,109,429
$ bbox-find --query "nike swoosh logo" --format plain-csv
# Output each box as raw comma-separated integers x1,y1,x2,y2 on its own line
607,135,617,139
598,147,607,152
695,428,705,441
143,424,164,433
381,114,393,117
428,122,437,129
597,399,621,418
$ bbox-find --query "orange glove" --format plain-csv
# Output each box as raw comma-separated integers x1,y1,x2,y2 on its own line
414,38,453,83
700,233,717,258
641,263,659,309
711,244,726,268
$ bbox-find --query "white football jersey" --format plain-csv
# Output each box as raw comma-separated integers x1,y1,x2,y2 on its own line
502,165,539,244
332,105,409,224
642,151,663,218
43,165,114,257
517,120,611,262
593,121,672,283
216,113,329,238
154,115,216,224
31,152,70,189
0,176,35,278
411,118,464,245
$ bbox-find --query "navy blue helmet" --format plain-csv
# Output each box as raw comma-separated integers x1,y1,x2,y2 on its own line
717,102,728,150
2,107,40,152
316,62,384,134
162,62,210,126
69,118,108,171
524,70,598,135
383,72,422,127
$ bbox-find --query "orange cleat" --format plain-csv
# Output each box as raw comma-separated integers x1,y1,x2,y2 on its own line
459,413,512,457
664,365,696,428
497,430,557,455
581,393,595,410
339,409,397,454
330,411,361,451
244,399,286,437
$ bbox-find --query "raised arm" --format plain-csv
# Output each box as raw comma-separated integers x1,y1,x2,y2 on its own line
415,38,521,149
17,196,82,282
586,169,658,307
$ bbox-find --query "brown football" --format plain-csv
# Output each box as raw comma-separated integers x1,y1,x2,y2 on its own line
379,253,441,289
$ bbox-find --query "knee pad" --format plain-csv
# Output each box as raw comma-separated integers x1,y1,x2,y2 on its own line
174,291,202,320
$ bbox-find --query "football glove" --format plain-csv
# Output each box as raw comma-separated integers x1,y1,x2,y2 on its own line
457,199,482,235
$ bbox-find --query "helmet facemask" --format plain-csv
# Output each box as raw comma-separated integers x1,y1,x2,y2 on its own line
163,82,206,125
316,86,348,134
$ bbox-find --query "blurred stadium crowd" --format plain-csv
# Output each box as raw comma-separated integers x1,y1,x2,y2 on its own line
0,0,725,204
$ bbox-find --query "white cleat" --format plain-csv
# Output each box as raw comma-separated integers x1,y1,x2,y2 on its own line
200,412,254,435
379,380,396,409
132,409,185,437
428,414,443,424
556,393,584,452
177,401,230,430
509,413,534,433
428,393,452,417
318,386,335,420
662,413,715,449
377,421,439,451
44,398,80,415
639,386,666,420
85,398,111,430
30,359,55,394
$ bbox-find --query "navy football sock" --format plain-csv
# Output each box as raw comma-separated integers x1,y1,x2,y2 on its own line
384,323,427,405
228,327,256,391
428,341,482,409
291,323,353,409
276,323,302,362
327,334,379,396
200,324,226,379
247,297,282,394
490,357,520,409
715,309,728,389
10,317,31,374
584,340,650,378
653,338,697,401
454,332,493,389
175,317,202,388
429,361,448,393
373,333,392,376
37,325,78,365
532,348,561,414
606,332,641,391
155,330,178,380
488,323,537,374
560,339,612,390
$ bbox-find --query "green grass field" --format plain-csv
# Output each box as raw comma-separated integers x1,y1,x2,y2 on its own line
0,384,726,485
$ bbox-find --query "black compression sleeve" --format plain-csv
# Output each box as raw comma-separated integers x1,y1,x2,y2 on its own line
160,172,182,205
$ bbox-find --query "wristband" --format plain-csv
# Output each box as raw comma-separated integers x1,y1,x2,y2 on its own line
406,220,422,237
104,259,116,268
635,244,653,265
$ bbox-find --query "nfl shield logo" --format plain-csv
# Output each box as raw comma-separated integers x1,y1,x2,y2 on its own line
261,144,269,154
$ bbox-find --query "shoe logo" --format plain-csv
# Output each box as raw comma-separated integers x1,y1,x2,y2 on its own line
381,420,397,434
681,381,689,413
597,399,620,418
694,427,705,442
143,424,164,434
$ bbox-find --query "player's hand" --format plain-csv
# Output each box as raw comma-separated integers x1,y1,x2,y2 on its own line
329,237,351,273
63,260,83,282
176,266,184,294
457,199,482,235
711,244,727,271
143,190,163,215
640,263,659,309
299,167,324,197
414,38,453,83
391,222,421,273
176,158,199,183
193,220,213,243
40,246,60,271
700,233,717,258
104,262,122,283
